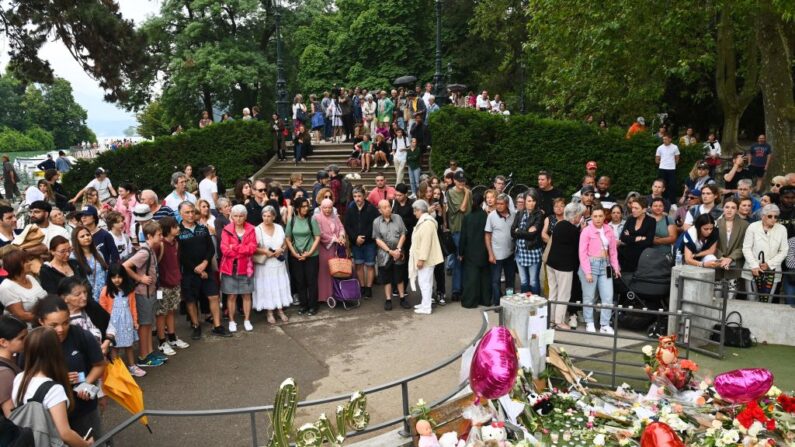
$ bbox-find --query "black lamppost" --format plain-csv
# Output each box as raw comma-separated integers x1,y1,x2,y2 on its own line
274,1,289,127
432,0,447,105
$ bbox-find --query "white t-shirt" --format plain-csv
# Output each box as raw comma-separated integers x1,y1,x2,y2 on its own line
164,190,196,212
422,92,433,108
705,141,722,157
25,186,45,205
111,231,133,258
656,144,680,170
476,96,490,110
684,204,715,226
392,136,410,162
0,275,47,315
40,224,70,248
86,177,112,202
12,374,69,410
198,178,218,209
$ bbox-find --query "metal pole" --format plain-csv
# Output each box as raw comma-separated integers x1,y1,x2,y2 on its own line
432,0,447,105
719,280,728,359
611,304,619,389
399,382,411,437
275,8,290,130
250,412,258,447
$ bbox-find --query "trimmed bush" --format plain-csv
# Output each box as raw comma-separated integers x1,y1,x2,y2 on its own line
63,120,273,197
0,128,43,152
429,108,702,198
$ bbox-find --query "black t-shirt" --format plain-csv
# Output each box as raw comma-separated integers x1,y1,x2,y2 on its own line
62,326,104,419
538,187,564,217
724,168,752,191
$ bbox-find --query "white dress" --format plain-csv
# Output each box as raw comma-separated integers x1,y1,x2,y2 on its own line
253,224,293,310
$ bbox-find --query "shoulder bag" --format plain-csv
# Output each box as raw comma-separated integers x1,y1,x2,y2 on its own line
710,311,753,348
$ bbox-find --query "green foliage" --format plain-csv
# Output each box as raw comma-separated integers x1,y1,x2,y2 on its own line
136,100,173,139
25,127,55,151
0,128,45,152
429,108,702,197
23,78,93,147
62,120,272,197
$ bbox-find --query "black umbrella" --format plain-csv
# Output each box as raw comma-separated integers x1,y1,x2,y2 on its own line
447,83,467,92
393,75,417,87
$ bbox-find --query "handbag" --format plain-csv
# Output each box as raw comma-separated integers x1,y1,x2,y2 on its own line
311,111,324,128
440,230,457,256
328,244,353,278
753,251,776,302
253,226,267,264
710,311,753,348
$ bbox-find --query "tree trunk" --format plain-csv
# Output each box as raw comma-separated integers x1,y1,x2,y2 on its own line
757,3,795,176
202,86,213,117
715,8,759,154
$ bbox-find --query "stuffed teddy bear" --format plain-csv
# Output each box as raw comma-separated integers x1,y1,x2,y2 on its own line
480,422,512,447
439,431,466,447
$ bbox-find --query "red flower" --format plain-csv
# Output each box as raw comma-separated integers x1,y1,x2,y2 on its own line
680,359,699,371
766,419,776,431
778,394,795,413
737,401,769,429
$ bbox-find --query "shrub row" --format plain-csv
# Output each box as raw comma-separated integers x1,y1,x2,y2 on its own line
428,108,702,198
0,127,55,152
63,120,273,197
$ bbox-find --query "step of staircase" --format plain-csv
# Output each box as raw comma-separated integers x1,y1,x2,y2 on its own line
253,142,429,192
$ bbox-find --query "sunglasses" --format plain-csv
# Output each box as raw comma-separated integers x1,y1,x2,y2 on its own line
256,188,267,193
688,196,698,200
766,215,779,219
772,183,782,187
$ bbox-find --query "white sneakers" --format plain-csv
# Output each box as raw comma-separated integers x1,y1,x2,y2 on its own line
414,308,432,315
243,320,253,332
600,326,615,335
169,338,190,349
568,314,578,328
159,342,176,356
586,323,596,333
229,321,238,333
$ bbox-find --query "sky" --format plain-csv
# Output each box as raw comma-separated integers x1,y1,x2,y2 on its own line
1,0,162,138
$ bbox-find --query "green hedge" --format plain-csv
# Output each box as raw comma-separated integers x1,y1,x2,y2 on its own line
26,127,55,152
0,128,45,152
429,108,702,198
63,120,272,196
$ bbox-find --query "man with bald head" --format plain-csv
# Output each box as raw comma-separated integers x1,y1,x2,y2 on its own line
141,189,175,220
373,199,409,310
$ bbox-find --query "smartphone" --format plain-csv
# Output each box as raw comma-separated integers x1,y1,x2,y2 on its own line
605,266,614,279
83,427,93,440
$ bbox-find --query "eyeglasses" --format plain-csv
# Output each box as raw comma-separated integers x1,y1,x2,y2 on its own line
688,196,698,200
55,248,72,254
766,215,779,219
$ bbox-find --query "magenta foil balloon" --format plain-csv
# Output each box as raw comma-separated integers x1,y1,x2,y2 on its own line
714,368,774,404
469,327,519,400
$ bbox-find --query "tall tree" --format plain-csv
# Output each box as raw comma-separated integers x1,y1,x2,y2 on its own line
24,78,93,147
0,0,149,102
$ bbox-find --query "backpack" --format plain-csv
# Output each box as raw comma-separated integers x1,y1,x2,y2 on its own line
339,178,354,207
0,359,34,447
7,380,65,447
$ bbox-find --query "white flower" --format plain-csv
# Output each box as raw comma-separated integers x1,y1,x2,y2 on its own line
720,429,739,444
416,399,426,407
593,434,606,446
642,345,654,356
711,419,723,429
748,421,763,437
767,385,782,397
699,381,710,391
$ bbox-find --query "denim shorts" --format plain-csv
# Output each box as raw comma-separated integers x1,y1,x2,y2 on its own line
351,242,376,266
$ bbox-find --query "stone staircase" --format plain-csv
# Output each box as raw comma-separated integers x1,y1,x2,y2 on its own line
252,141,430,192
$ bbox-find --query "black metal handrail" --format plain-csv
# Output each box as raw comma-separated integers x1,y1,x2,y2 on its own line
94,308,497,446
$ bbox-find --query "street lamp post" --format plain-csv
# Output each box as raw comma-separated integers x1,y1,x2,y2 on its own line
274,5,290,128
432,0,447,105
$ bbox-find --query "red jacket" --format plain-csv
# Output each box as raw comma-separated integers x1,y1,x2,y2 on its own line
219,222,258,277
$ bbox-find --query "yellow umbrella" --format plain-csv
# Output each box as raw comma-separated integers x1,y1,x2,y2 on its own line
102,357,151,431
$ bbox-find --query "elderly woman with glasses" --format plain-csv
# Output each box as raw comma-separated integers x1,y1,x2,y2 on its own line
742,204,788,302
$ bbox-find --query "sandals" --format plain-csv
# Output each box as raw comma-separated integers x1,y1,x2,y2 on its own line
553,323,572,330
278,311,289,323
267,312,276,324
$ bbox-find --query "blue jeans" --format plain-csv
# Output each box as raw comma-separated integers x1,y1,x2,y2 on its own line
577,258,614,326
294,143,303,162
781,274,795,305
516,262,541,294
490,255,516,306
408,167,422,195
451,232,463,295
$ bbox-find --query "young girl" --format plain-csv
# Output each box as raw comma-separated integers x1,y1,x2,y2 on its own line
99,264,146,377
355,134,372,173
106,211,133,259
0,315,27,417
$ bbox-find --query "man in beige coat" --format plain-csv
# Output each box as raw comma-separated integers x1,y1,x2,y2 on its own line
409,200,444,314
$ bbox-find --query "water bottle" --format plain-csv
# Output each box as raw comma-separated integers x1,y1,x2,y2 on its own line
675,250,683,266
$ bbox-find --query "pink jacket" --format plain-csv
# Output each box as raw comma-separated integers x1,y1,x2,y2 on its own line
578,222,620,275
220,222,258,277
114,195,138,235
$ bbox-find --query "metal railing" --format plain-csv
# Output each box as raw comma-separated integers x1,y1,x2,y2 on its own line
94,308,496,446
545,299,691,389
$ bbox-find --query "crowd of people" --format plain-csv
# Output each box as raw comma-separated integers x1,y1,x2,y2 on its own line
0,87,791,445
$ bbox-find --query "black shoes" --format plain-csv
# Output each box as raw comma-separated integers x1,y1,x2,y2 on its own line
307,308,318,316
384,300,393,311
211,326,232,338
191,325,201,340
399,297,412,309
297,308,309,316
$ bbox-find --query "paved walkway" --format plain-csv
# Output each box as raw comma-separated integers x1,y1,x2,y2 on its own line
99,282,487,446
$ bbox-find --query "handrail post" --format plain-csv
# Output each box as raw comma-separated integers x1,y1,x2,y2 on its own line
399,381,411,437
719,281,729,359
250,411,258,447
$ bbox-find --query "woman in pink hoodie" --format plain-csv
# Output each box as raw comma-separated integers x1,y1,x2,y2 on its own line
577,207,621,334
220,204,258,333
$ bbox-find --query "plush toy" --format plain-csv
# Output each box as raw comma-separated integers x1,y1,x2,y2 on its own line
527,392,553,415
439,431,466,447
480,422,512,447
648,335,698,391
417,420,441,447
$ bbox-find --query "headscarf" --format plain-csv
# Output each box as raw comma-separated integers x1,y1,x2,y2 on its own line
314,199,342,248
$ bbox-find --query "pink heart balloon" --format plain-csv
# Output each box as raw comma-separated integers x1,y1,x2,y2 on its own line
714,368,774,404
469,327,518,400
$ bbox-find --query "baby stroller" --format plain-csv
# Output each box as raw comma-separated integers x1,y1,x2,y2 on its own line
615,247,673,337
327,245,362,309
